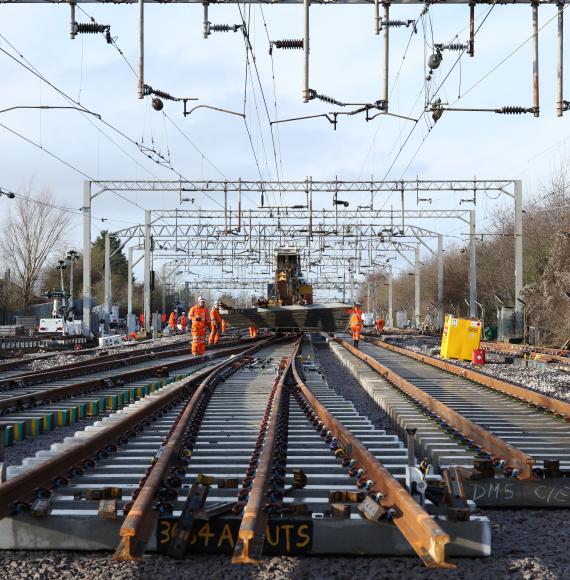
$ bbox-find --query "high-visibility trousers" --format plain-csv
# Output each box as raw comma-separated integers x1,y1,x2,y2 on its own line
221,320,228,333
249,326,257,338
181,324,187,334
351,324,362,341
192,332,206,355
209,325,221,345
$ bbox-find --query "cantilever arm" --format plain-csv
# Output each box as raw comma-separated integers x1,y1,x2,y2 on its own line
183,104,245,118
271,113,339,129
367,110,418,122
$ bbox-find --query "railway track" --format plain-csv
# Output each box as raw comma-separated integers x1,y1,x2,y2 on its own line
0,335,489,568
330,335,570,507
0,338,257,447
373,331,570,362
0,335,249,384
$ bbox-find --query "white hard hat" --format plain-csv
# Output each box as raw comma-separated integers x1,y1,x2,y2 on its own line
198,296,204,301
215,300,220,306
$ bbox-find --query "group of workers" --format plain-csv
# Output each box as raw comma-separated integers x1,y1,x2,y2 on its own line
165,297,382,355
166,297,228,355
349,302,385,348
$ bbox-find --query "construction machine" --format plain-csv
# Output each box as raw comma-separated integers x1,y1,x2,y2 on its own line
222,247,349,332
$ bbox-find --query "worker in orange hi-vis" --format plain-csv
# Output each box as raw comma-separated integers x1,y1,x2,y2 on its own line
221,318,228,334
189,296,210,355
180,312,188,335
168,311,177,332
350,302,364,348
249,325,257,338
209,301,222,345
375,317,385,334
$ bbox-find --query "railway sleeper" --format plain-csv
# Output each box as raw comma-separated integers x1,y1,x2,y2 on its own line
0,339,490,566
329,338,570,508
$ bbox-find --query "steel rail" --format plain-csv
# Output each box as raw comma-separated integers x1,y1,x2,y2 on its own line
0,343,256,413
365,337,570,418
114,338,275,561
0,350,176,388
336,338,536,480
231,341,299,564
0,337,258,388
481,340,569,361
0,341,188,382
0,358,236,520
291,347,453,569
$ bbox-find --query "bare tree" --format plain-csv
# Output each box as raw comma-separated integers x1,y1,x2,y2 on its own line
0,187,68,309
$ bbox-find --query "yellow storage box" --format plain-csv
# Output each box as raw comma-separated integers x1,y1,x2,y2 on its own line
440,314,482,361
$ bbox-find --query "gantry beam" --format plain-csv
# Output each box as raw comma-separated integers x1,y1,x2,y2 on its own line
11,0,570,3
178,278,349,291
113,222,443,240
94,179,516,195
149,209,470,222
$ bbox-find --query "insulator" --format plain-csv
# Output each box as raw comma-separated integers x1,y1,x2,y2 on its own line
273,39,304,50
443,43,468,52
497,106,533,115
76,22,109,35
210,24,241,33
143,85,178,102
384,19,416,32
311,91,346,107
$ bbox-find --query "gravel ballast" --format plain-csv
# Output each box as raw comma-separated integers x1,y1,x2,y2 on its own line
384,336,570,403
0,508,568,580
23,335,194,373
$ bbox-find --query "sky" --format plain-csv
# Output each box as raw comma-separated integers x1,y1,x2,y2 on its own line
1,2,569,301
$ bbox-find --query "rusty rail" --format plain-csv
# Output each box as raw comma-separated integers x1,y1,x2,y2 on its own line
0,343,255,413
337,338,536,480
0,367,209,519
481,340,569,358
114,338,274,561
291,350,453,568
0,336,260,389
480,340,569,364
231,341,298,564
365,337,570,419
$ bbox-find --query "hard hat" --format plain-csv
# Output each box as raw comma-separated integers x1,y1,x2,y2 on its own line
198,295,204,301
214,300,220,307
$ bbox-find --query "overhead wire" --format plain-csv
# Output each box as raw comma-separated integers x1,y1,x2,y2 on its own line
450,3,568,106
0,121,147,211
244,11,273,186
357,13,420,179
1,25,240,213
382,1,500,183
259,4,285,203
237,3,282,189
241,44,266,185
399,1,564,181
75,5,138,78
0,35,162,182
0,184,138,229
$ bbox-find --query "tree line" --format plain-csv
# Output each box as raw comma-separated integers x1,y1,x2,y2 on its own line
358,169,570,346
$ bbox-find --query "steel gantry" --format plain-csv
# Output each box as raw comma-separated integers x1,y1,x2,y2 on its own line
111,221,449,332
82,178,522,335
